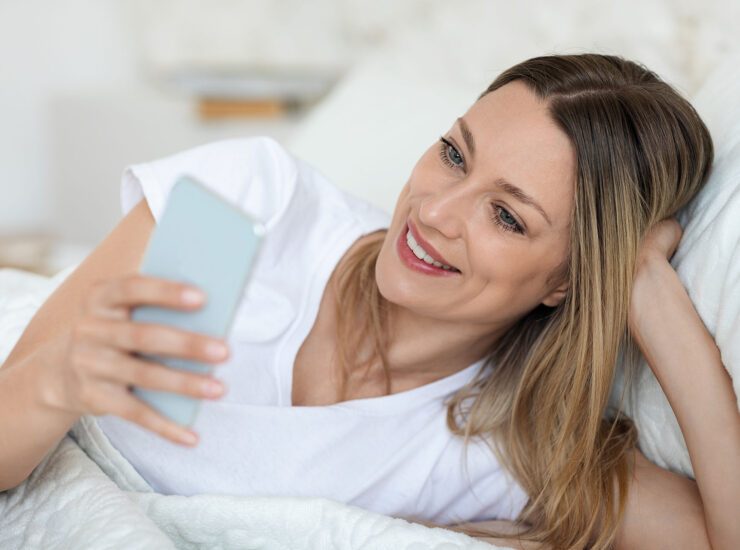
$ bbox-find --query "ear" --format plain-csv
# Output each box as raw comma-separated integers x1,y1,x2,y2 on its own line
541,280,569,307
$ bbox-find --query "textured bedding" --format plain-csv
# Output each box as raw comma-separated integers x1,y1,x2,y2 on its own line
0,266,506,549
3,35,739,546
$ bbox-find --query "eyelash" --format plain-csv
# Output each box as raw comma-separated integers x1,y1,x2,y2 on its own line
437,137,525,235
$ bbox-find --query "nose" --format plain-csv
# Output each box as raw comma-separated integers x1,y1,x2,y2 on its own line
418,180,471,240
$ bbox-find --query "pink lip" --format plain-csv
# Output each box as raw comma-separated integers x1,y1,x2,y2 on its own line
396,219,461,277
406,218,457,268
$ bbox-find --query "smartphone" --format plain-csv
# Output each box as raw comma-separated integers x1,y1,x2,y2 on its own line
130,175,263,428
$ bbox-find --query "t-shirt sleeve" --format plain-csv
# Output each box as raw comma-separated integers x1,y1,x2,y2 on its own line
120,135,298,232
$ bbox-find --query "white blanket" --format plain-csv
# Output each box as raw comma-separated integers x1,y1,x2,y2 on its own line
0,267,506,549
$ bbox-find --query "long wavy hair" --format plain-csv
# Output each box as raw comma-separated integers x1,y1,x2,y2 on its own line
330,53,713,549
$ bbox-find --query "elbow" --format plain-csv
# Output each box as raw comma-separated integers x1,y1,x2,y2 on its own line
0,466,34,494
0,476,26,494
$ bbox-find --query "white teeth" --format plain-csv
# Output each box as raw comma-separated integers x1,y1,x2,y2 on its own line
406,230,456,271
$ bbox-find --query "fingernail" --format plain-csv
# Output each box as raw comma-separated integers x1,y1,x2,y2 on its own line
206,342,228,359
182,289,205,305
180,431,198,445
204,379,224,397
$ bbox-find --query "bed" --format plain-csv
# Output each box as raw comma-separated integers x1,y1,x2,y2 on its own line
2,6,740,547
0,266,502,549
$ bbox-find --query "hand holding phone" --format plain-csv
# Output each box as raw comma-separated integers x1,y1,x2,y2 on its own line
42,272,229,447
130,175,263,428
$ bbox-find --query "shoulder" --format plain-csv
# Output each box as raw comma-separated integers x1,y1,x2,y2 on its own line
611,447,710,549
126,135,297,189
120,135,301,228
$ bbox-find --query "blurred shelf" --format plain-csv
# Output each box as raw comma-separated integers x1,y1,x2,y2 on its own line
166,67,339,103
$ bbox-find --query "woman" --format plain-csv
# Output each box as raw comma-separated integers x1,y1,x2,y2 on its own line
1,53,737,549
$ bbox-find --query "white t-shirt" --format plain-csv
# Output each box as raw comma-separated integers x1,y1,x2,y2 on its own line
95,135,529,525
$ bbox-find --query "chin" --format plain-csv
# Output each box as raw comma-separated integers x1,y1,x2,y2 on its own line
375,239,409,303
374,241,435,314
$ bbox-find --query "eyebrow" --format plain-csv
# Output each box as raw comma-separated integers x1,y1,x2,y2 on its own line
456,116,553,227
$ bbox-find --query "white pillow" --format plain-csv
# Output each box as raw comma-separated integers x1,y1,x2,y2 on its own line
610,53,740,477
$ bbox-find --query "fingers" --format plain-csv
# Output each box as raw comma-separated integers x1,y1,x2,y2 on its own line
92,380,202,446
77,318,230,364
642,217,683,261
666,217,683,258
95,348,227,400
69,326,227,448
66,274,227,447
86,274,206,320
656,217,683,259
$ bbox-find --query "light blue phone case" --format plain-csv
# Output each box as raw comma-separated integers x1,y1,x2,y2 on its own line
130,175,262,428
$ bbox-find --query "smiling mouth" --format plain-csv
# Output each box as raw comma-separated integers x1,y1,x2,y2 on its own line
404,228,460,272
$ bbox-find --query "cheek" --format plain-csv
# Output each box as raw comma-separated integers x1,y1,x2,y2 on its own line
471,239,549,293
387,155,437,234
407,151,443,193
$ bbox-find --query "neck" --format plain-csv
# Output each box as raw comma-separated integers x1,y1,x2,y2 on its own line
381,300,506,384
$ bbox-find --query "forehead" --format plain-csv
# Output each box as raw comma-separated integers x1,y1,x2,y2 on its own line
462,81,576,228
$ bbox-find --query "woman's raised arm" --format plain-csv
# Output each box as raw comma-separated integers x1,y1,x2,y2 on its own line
0,199,155,491
0,198,230,492
619,218,740,549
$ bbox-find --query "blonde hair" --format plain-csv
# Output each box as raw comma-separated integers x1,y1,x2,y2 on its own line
331,53,713,549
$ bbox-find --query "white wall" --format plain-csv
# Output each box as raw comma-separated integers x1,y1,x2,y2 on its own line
48,91,303,245
0,0,369,246
0,0,140,233
2,0,738,248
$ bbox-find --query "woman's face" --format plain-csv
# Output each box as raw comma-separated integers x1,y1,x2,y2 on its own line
375,80,576,329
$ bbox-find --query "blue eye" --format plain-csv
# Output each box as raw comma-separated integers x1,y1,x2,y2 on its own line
438,136,525,235
438,137,464,169
491,205,524,234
